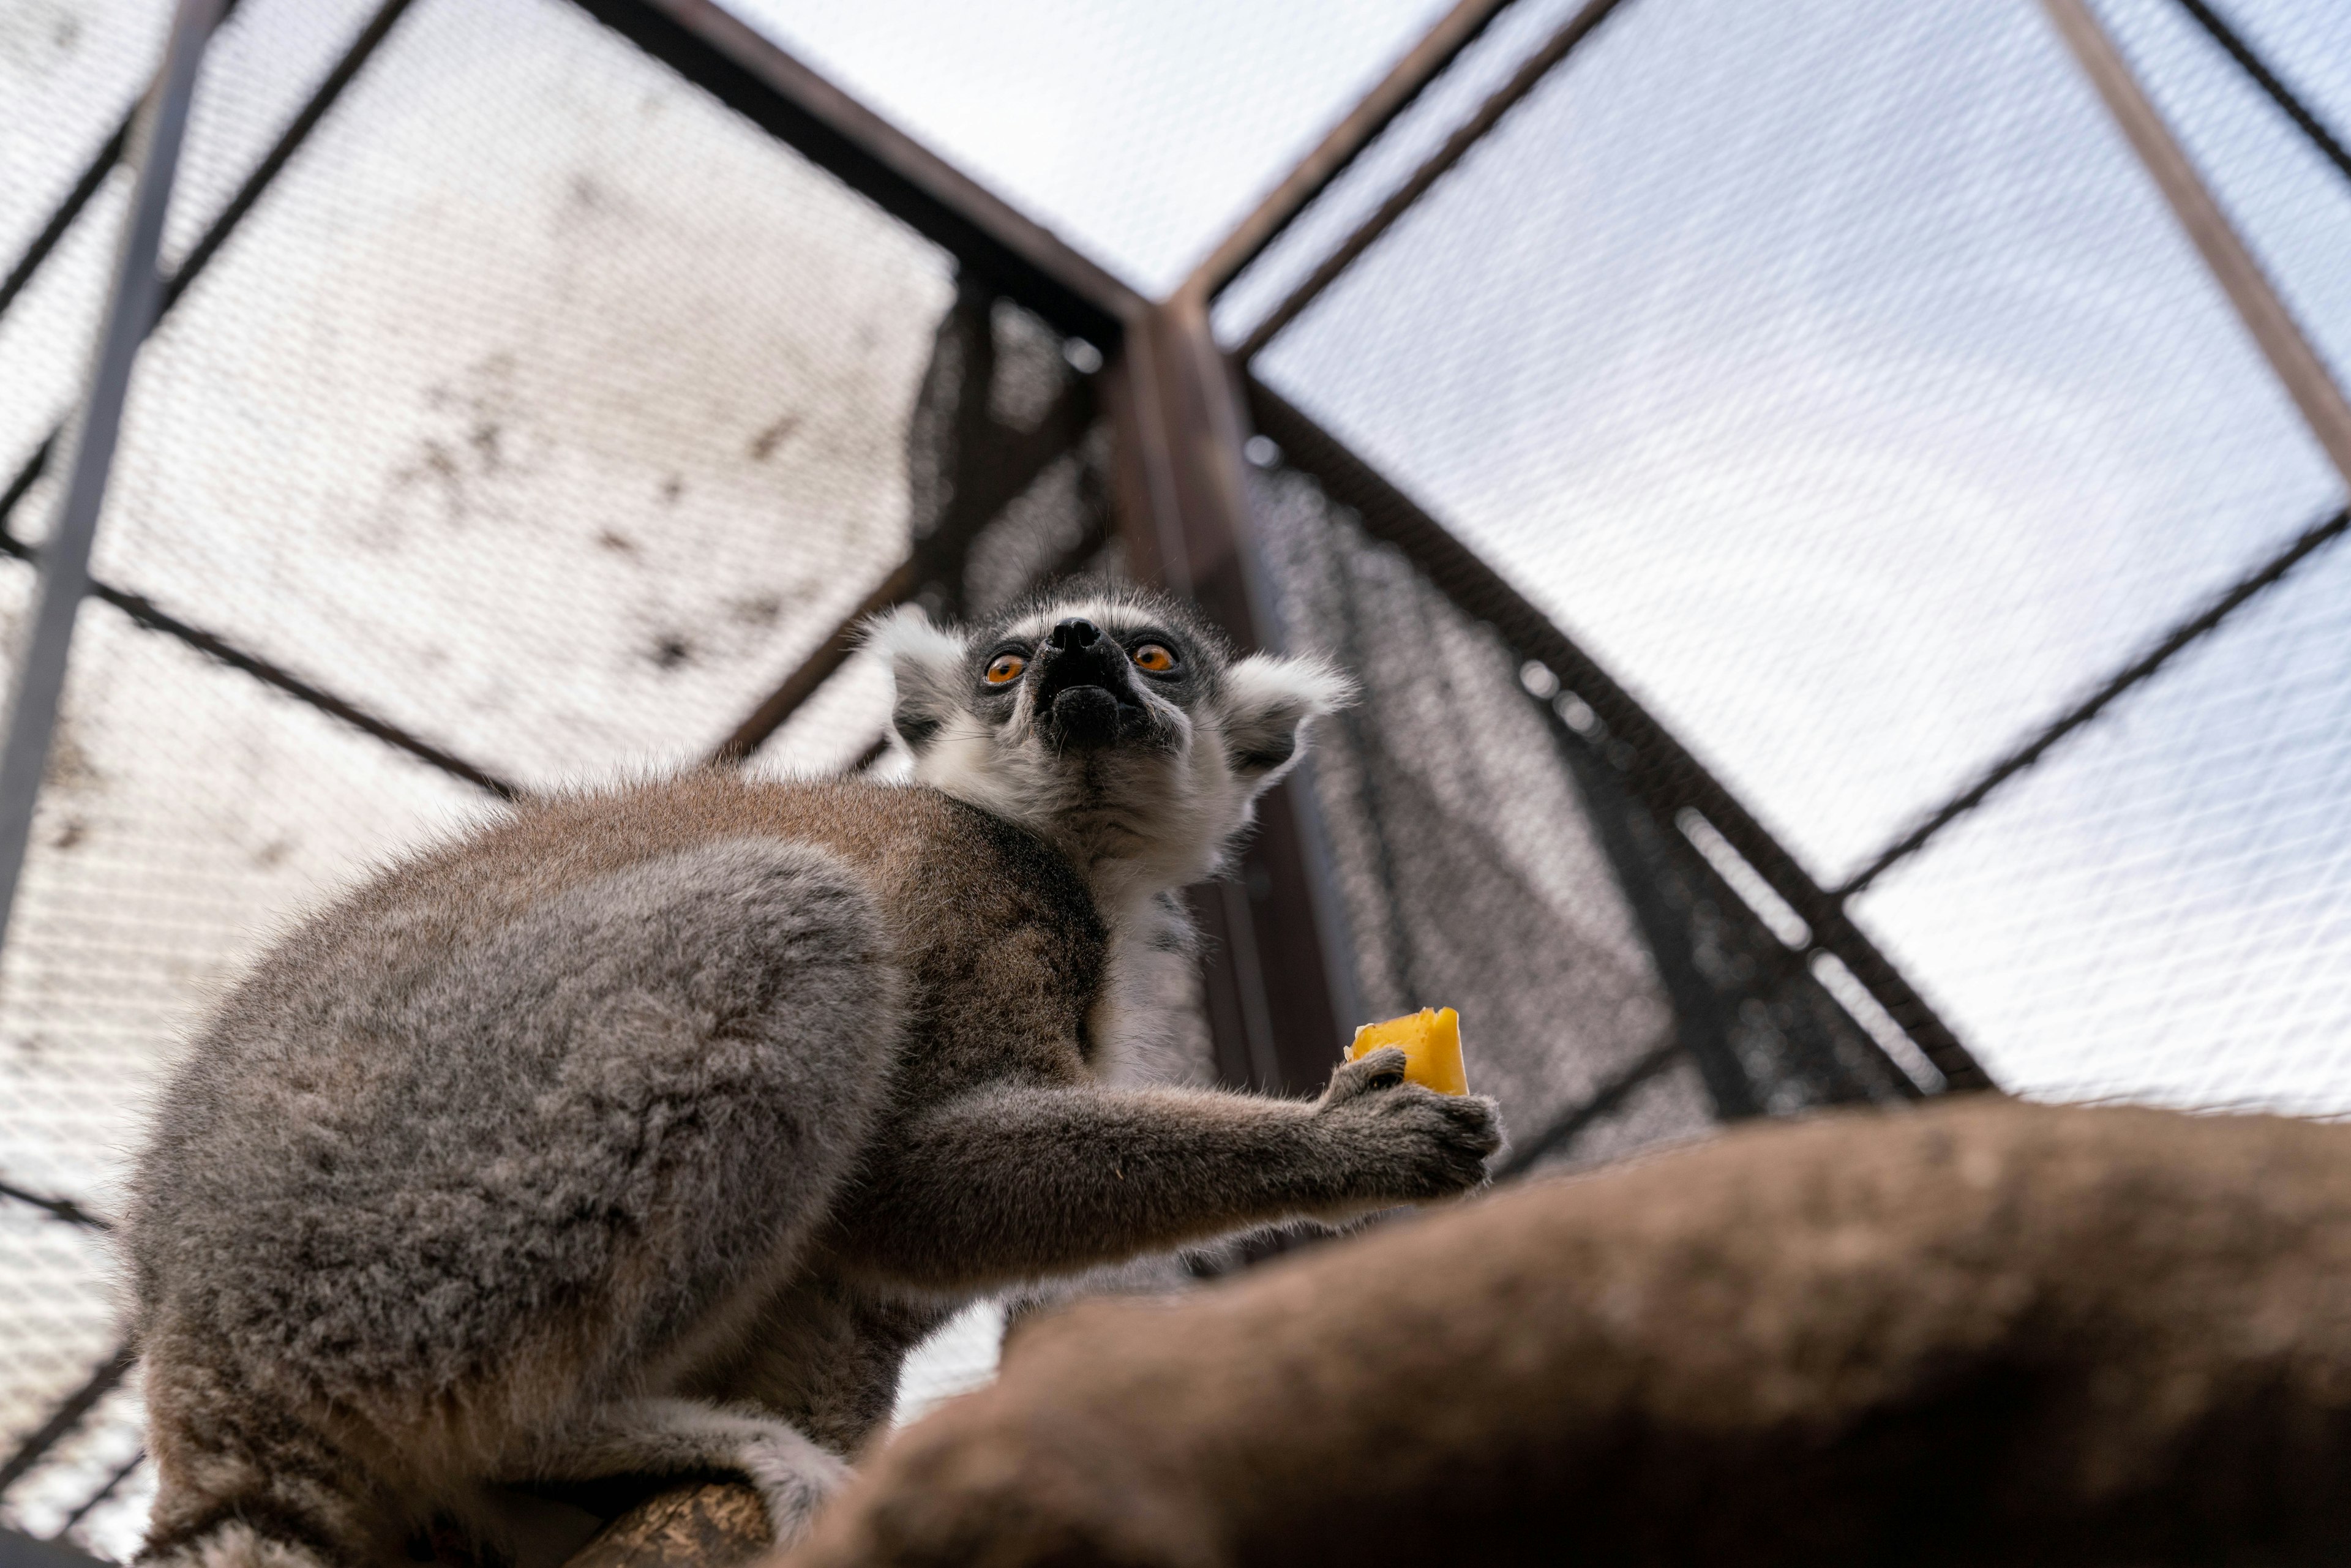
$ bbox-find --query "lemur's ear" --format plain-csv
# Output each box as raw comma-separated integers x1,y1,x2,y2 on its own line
865,604,966,755
1221,653,1356,785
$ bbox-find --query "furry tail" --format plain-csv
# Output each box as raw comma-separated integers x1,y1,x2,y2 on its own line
137,1354,377,1568
140,1517,337,1568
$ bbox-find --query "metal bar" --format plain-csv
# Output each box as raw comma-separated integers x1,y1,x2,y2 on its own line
1245,376,1994,1093
53,1449,143,1539
2169,0,2351,190
709,555,922,765
1495,1036,1682,1177
0,1345,133,1498
0,444,52,531
0,1179,108,1230
1187,0,1524,300
1839,504,2349,901
0,0,432,554
160,0,422,318
1235,0,1631,362
1559,733,1766,1122
563,0,1142,347
87,576,521,799
0,118,133,329
1108,298,1360,1095
0,0,221,958
0,0,257,325
708,361,1096,765
0,522,517,801
2041,0,2351,491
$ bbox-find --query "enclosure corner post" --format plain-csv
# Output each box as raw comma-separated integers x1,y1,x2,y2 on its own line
1107,290,1360,1095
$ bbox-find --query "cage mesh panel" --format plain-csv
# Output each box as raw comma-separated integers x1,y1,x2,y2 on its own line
0,1201,114,1491
0,584,488,1493
1251,0,2342,885
721,0,1461,295
1247,0,2351,1115
2096,0,2351,386
0,0,167,265
1858,527,2351,1116
1250,460,1911,1168
1212,0,1599,345
1,1374,150,1564
0,0,408,502
30,0,954,787
0,589,489,1206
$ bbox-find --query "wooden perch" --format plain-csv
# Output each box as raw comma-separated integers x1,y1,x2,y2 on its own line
564,1482,769,1568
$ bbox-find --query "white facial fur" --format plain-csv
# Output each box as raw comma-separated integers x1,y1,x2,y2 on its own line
866,596,1352,908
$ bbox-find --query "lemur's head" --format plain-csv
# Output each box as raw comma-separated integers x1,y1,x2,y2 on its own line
869,583,1351,895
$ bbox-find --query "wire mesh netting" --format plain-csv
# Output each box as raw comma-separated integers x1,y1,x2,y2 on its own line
1250,457,1924,1174
3,0,2350,1558
723,0,1467,295
0,0,1107,1550
1235,0,2351,1116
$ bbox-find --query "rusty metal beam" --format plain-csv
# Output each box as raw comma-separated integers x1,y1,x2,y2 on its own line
1109,293,1360,1095
1235,0,1632,362
1186,0,1525,301
2041,0,2351,492
1245,377,1994,1095
564,0,1142,347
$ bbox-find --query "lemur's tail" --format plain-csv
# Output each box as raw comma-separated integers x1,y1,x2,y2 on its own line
139,1515,337,1568
136,1377,377,1568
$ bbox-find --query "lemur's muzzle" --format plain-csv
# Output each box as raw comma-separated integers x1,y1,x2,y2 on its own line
1034,617,1152,751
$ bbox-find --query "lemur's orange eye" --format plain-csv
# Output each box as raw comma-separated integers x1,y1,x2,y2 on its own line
1131,643,1177,674
984,653,1026,686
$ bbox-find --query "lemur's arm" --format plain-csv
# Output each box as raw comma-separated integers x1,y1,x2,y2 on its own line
838,1049,1499,1289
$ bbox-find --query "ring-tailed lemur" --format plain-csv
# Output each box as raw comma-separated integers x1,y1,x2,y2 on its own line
126,583,1501,1568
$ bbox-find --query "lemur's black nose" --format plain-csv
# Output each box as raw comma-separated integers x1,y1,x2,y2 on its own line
1049,617,1101,651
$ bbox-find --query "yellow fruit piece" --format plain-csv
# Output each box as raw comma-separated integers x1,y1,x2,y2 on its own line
1346,1007,1468,1096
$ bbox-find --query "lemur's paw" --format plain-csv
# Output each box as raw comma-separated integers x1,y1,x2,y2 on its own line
1316,1061,1502,1201
1320,1045,1411,1105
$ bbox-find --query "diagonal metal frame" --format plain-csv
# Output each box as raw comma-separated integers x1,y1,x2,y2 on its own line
2167,0,2351,192
0,118,135,331
1245,379,1995,1093
563,0,1142,347
0,1346,133,1502
1839,505,2350,900
0,1178,109,1230
1234,0,1633,362
1185,0,1529,301
708,334,1098,765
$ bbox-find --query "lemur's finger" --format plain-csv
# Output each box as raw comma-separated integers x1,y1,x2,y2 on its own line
1324,1046,1410,1104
